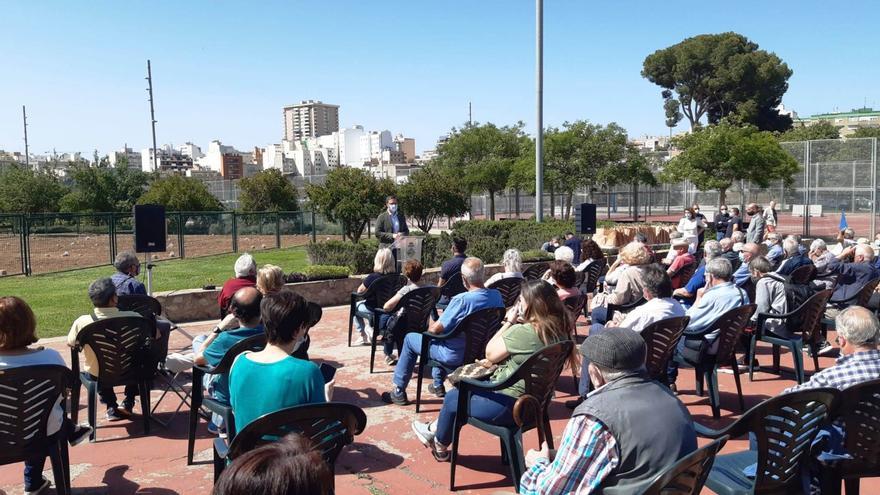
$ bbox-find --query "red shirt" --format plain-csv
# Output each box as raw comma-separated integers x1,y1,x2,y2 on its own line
668,253,695,289
218,276,257,313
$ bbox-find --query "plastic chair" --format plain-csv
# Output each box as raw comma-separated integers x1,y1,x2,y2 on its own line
187,334,267,465
607,297,647,321
370,286,440,373
522,262,549,281
69,315,156,441
674,304,756,419
450,341,575,493
641,316,690,382
580,259,606,296
347,273,406,346
821,378,880,495
414,307,504,412
0,365,72,495
213,402,367,488
488,277,523,308
116,294,162,319
822,278,880,330
696,388,839,495
789,264,817,285
437,272,466,310
563,294,587,337
642,435,728,495
673,261,698,288
748,289,832,384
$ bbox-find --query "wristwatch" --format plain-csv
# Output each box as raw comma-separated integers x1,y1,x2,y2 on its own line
212,326,222,335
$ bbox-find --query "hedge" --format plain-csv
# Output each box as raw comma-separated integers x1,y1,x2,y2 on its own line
302,265,351,280
306,239,378,274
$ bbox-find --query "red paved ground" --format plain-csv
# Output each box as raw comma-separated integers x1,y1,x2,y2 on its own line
1,307,877,495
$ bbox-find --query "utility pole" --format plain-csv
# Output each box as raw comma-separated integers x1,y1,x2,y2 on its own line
22,105,29,168
469,101,472,126
146,60,158,172
535,0,544,222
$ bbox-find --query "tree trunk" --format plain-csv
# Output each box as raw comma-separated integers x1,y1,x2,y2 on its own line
719,188,727,208
515,187,521,218
549,186,555,219
565,191,574,220
488,191,496,221
632,182,639,222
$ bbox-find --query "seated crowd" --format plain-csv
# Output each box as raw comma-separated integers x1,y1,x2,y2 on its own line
6,211,880,495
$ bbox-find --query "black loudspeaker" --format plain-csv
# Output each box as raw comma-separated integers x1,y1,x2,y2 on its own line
133,204,167,253
574,203,597,235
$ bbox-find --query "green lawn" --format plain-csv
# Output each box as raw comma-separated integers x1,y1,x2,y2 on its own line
0,247,309,339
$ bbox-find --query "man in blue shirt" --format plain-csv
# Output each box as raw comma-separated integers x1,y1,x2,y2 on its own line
775,236,813,276
111,251,146,295
667,258,750,389
564,232,582,265
764,233,784,269
732,242,761,287
383,257,504,405
673,240,722,308
437,237,468,306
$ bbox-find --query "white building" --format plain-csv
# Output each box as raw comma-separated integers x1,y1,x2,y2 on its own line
108,146,143,170
282,100,340,141
177,142,204,160
140,145,193,173
360,130,392,162
337,126,366,166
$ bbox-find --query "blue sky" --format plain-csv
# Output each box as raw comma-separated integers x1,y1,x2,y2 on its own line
1,0,878,157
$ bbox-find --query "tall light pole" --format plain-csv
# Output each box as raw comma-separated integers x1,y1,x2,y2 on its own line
146,60,158,172
535,0,544,222
22,105,29,168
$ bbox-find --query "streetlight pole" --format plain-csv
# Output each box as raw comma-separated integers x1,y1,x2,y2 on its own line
535,0,544,222
22,105,29,168
146,60,158,172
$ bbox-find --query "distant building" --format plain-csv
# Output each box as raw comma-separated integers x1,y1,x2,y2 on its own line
393,134,416,163
631,135,671,151
798,107,880,136
109,146,143,170
282,100,340,141
177,142,204,160
197,140,263,179
141,146,193,173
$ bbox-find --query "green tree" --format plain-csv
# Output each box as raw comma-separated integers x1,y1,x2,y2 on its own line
662,122,800,205
306,167,394,242
238,169,299,212
59,164,150,212
434,122,525,220
642,32,793,132
398,164,469,232
849,127,880,139
0,165,68,213
598,145,658,221
662,90,683,138
507,138,536,218
137,175,223,211
777,121,841,142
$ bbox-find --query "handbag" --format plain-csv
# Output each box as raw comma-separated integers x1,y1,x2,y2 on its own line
447,361,498,385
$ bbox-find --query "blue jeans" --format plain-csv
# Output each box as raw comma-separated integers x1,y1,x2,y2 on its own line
393,333,461,390
434,387,517,446
23,420,73,491
353,301,372,333
591,306,609,325
666,337,688,384
577,324,608,396
716,232,725,241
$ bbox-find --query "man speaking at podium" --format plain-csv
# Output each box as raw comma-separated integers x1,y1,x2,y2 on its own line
376,195,409,248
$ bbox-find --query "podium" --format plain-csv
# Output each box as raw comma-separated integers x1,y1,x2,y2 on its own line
392,236,423,273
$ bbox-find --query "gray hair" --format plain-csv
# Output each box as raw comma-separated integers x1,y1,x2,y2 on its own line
461,257,486,286
88,277,116,307
731,231,745,243
748,255,773,275
855,244,875,262
502,249,523,273
593,362,637,382
373,248,396,274
234,253,256,278
113,251,140,273
554,246,574,264
782,237,800,256
810,238,827,252
705,257,733,281
837,306,879,347
766,232,781,244
843,228,855,240
719,238,733,251
704,240,722,260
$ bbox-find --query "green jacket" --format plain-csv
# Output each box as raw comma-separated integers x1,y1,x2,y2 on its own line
376,210,409,245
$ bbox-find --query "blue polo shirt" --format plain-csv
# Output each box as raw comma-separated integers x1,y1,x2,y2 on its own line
437,288,504,356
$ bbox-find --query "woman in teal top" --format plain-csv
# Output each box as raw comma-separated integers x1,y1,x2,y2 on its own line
230,289,326,432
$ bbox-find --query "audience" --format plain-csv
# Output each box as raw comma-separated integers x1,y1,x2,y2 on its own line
719,238,740,271
764,232,784,268
775,236,812,275
564,232,582,264
218,254,257,317
485,249,524,286
831,227,857,256
634,232,655,259
575,239,605,272
673,240,722,307
1,296,91,495
553,245,575,265
437,236,468,305
521,330,696,494
726,207,743,239
541,236,560,254
352,248,396,346
111,251,147,295
379,260,427,364
229,289,325,433
67,277,153,421
590,242,652,325
733,242,762,287
382,257,503,405
809,238,837,289
256,264,285,295
212,433,333,495
818,244,880,356
749,256,789,339
549,260,579,301
410,279,576,462
665,238,695,290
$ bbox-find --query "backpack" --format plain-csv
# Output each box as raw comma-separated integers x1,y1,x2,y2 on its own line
766,273,815,330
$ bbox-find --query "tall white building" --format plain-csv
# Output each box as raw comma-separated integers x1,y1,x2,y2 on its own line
282,100,340,141
177,142,204,160
109,146,143,170
337,126,366,166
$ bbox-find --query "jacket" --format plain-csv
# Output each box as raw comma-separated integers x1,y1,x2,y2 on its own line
376,210,409,246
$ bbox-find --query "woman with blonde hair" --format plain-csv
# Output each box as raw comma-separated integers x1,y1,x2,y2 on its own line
353,248,396,345
590,241,652,325
256,264,285,295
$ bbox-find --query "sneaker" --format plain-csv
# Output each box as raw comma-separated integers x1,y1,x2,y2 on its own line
354,334,369,346
669,383,678,395
207,422,223,435
105,408,126,422
381,388,409,406
428,383,446,398
25,477,51,495
431,445,451,462
68,424,93,446
564,396,585,410
411,420,436,447
385,354,398,366
120,401,135,416
816,340,836,357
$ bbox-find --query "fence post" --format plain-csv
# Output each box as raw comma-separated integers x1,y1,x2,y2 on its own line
275,212,281,249
177,212,185,259
310,211,316,243
108,213,116,264
21,215,31,276
231,212,239,253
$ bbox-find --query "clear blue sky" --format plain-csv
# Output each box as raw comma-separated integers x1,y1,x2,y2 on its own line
2,0,878,157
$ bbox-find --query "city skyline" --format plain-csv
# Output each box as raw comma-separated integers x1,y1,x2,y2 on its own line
2,0,879,157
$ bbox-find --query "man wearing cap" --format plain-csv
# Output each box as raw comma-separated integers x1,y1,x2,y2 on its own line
521,330,696,494
666,237,695,290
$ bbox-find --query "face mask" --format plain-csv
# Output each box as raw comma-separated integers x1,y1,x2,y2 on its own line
738,252,747,262
720,210,728,214
292,332,306,352
388,204,398,214
685,214,693,220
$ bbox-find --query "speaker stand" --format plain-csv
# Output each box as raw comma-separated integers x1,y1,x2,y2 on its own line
146,263,155,296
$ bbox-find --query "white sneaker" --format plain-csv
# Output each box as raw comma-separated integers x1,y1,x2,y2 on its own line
354,333,369,346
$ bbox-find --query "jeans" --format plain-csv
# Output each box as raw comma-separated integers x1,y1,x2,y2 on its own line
434,387,517,446
378,313,396,357
95,376,138,410
716,232,725,241
591,306,609,325
353,301,372,333
393,333,461,390
577,324,609,396
666,337,687,384
23,420,74,491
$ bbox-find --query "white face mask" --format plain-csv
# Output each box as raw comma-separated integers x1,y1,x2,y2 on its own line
388,204,398,214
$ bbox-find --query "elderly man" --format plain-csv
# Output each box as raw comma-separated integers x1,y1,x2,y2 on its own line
763,200,778,233
667,258,750,390
764,232,784,268
68,278,152,421
674,240,722,307
111,251,146,295
719,237,741,271
831,228,857,256
521,330,696,494
776,236,813,276
666,238,695,290
745,203,765,244
809,239,837,289
382,257,503,405
218,253,257,317
733,242,762,287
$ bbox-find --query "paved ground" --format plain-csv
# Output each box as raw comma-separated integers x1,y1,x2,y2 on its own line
1,306,877,494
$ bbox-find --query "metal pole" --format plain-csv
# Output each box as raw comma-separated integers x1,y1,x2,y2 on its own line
22,106,29,168
146,60,158,172
871,137,877,239
534,0,544,222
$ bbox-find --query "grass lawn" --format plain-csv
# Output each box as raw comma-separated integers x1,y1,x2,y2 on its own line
0,247,309,339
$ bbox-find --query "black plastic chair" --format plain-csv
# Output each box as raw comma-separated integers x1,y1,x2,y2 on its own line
642,435,728,495
748,289,832,384
437,272,466,310
580,259,606,296
674,304,757,418
696,388,839,495
563,294,587,337
789,264,817,285
69,315,156,441
213,402,368,489
187,333,267,465
822,278,880,330
450,341,575,493
370,286,440,373
522,262,549,281
116,294,162,319
347,273,406,346
673,261,698,288
821,378,880,495
607,296,647,321
488,277,523,308
641,316,690,382
0,365,72,495
415,307,504,412
574,270,586,289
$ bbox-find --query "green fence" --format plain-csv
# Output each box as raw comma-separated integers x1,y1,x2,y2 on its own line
0,210,339,277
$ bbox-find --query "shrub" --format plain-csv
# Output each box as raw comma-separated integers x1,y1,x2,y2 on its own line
306,239,378,274
302,265,350,280
447,219,577,264
521,249,554,262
